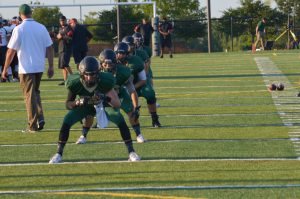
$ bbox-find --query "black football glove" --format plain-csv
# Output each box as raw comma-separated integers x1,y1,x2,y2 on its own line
131,106,141,122
95,93,111,103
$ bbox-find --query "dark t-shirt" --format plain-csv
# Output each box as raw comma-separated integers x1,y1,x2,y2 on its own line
135,23,154,46
158,21,173,40
72,24,93,52
257,21,266,32
58,25,73,53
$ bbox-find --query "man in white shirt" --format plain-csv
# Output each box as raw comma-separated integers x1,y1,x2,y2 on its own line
1,4,54,132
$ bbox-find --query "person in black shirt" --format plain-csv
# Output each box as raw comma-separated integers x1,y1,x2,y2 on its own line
134,18,154,47
57,15,73,85
158,16,173,58
69,18,93,69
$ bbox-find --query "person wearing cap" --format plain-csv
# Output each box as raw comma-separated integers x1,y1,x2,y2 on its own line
57,15,73,86
1,4,54,132
69,18,93,69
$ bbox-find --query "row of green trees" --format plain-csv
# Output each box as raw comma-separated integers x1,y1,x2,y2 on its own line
2,0,296,52
28,0,205,43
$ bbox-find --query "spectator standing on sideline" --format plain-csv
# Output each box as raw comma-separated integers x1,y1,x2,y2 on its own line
69,18,93,69
0,20,9,77
158,16,173,58
8,16,21,82
134,18,154,47
57,15,73,86
1,4,54,132
253,17,267,52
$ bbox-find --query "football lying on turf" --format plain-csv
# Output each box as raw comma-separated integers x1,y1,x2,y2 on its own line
269,83,277,91
277,83,285,91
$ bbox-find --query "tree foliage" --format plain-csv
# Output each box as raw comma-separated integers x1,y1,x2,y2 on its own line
215,0,286,50
84,6,145,42
32,6,62,30
84,0,206,42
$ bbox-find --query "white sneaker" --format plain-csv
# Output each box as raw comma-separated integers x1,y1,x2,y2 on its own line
136,134,145,143
128,152,141,161
49,153,62,164
156,103,160,108
76,135,87,144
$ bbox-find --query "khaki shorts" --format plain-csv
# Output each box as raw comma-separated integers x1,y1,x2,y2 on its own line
257,31,265,40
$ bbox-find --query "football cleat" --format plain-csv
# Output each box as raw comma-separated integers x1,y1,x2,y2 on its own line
136,134,146,143
152,120,161,128
76,135,87,144
128,152,141,161
49,153,62,164
37,120,45,131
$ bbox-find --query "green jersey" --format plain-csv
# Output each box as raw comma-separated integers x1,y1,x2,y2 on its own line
138,46,152,58
134,49,149,63
257,21,265,32
66,72,115,97
115,64,132,87
125,55,144,75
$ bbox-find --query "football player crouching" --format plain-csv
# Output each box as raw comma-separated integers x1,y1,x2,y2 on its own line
49,56,140,164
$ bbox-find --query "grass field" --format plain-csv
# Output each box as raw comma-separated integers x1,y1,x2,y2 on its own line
1,51,300,198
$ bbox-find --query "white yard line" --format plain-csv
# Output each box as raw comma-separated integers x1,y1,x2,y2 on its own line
0,138,291,147
0,158,299,167
255,57,300,157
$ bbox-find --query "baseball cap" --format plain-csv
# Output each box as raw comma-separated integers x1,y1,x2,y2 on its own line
60,15,67,21
19,4,32,15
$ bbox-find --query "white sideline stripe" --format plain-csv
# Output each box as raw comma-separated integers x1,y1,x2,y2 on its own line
255,57,300,158
2,184,300,194
0,113,280,121
0,138,290,147
0,123,293,133
0,158,299,167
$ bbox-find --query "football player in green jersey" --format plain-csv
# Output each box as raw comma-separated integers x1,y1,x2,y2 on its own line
76,49,146,144
132,32,155,87
132,33,160,107
115,42,161,127
122,36,150,75
49,56,140,164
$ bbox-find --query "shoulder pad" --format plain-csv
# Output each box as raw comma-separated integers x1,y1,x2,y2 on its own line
127,55,144,75
116,64,131,86
97,72,115,93
65,73,83,93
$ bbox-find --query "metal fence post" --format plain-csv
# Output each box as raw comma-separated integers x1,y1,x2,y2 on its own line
231,17,233,51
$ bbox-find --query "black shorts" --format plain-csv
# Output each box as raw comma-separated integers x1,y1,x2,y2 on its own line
0,46,7,66
73,51,87,64
58,51,72,69
160,36,172,48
